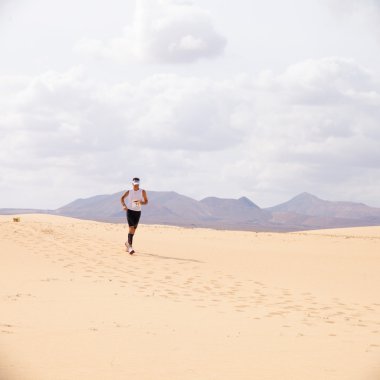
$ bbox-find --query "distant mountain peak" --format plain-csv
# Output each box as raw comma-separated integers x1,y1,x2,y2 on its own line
200,195,260,209
292,192,320,201
238,196,260,209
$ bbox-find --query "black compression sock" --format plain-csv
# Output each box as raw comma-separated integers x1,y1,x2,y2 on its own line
128,233,133,245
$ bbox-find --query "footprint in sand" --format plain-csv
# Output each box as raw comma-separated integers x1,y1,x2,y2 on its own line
0,324,14,334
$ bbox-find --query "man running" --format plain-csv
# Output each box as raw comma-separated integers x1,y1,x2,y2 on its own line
120,177,148,254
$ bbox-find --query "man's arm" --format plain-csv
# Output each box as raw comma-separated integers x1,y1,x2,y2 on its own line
121,191,129,210
141,190,148,205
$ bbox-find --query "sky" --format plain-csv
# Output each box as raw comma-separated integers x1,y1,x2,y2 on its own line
1,0,380,209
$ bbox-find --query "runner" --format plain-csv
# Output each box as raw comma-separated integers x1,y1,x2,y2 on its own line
120,178,148,254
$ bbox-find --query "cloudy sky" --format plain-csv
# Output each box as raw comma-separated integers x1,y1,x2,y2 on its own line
1,0,380,209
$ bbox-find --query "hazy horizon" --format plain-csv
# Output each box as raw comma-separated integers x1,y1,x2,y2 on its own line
2,189,380,211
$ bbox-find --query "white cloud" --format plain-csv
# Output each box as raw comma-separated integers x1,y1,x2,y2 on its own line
75,0,226,64
125,74,249,150
1,56,380,208
247,57,380,204
258,57,376,105
254,62,380,163
0,70,248,160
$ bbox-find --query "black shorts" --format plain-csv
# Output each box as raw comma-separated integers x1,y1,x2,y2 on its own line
127,209,141,228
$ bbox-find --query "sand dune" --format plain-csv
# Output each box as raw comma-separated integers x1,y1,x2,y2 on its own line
1,214,379,380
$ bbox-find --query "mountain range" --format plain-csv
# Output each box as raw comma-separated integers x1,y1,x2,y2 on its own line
1,191,380,231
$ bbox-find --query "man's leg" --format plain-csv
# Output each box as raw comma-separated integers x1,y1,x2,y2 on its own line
125,211,141,254
128,226,136,246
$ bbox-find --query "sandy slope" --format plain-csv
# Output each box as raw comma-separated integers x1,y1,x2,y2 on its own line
0,214,379,380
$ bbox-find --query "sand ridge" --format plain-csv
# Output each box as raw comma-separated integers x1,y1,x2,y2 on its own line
1,214,380,379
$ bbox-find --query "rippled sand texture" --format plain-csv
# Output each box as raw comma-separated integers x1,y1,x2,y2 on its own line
1,214,379,380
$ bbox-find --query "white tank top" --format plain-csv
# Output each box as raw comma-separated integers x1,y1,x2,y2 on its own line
126,189,143,212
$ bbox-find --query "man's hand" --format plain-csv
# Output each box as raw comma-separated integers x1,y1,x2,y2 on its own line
123,205,128,211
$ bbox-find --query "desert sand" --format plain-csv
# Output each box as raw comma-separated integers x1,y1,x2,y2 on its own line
1,214,379,380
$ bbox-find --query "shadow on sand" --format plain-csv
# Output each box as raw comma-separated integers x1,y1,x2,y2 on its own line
139,251,204,263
